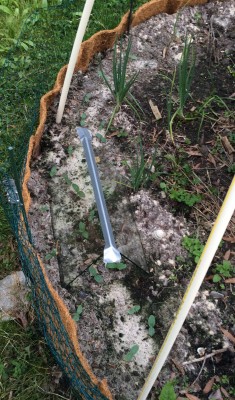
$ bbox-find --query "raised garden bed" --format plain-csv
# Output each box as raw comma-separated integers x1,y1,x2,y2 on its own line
28,1,235,398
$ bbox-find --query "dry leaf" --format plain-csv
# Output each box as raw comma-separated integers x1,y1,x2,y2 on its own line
224,250,231,260
220,327,235,344
149,100,162,120
223,236,235,244
221,136,235,155
224,277,235,284
188,150,202,157
172,358,185,375
16,311,28,329
207,153,216,167
185,394,200,400
221,387,230,398
203,376,215,394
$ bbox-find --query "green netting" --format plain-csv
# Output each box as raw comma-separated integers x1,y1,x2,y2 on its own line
0,0,143,398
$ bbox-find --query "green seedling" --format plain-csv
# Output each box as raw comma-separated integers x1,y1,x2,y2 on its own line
67,145,74,156
123,344,139,362
80,112,87,127
106,262,127,270
72,183,85,198
88,266,103,283
182,236,204,263
40,204,49,212
73,305,83,322
148,315,156,337
82,93,92,104
213,260,234,283
159,381,177,400
63,173,72,185
49,165,57,177
100,36,141,132
77,222,89,240
45,248,57,261
88,209,96,222
96,133,107,143
128,305,141,315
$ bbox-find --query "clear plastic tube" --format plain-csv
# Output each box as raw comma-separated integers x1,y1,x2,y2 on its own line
77,127,121,264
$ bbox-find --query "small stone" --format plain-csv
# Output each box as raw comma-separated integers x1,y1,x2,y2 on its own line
210,291,224,299
168,259,175,267
197,347,206,356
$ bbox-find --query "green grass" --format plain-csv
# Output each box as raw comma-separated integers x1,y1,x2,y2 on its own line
0,318,73,399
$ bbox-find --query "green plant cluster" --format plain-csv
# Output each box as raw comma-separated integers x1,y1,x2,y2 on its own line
182,236,204,263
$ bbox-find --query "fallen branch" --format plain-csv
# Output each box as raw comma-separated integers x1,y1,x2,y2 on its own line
182,347,229,366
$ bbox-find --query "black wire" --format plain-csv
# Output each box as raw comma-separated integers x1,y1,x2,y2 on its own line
120,252,149,275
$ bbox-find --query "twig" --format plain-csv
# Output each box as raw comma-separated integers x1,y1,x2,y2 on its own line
182,347,229,366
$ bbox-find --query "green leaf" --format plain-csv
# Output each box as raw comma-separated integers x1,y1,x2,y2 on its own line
73,305,83,322
72,184,85,198
148,315,155,327
0,5,12,15
72,183,81,194
79,221,85,232
160,182,167,190
45,249,57,261
159,381,177,400
63,173,72,185
123,344,139,362
213,274,221,283
49,165,57,177
89,266,97,277
96,133,107,143
67,145,74,156
148,326,155,337
106,262,127,270
128,305,141,315
94,274,103,283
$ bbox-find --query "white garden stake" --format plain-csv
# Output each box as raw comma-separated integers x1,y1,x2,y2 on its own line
77,127,121,264
56,0,95,124
137,175,235,400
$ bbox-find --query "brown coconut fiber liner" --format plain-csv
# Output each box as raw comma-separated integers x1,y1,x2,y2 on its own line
22,0,208,398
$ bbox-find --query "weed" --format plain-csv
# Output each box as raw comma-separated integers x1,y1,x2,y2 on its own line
182,236,204,263
148,315,156,337
88,266,103,283
128,305,141,315
168,187,202,207
124,137,157,191
100,36,141,132
73,305,83,322
123,344,139,362
159,381,177,400
213,260,234,283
